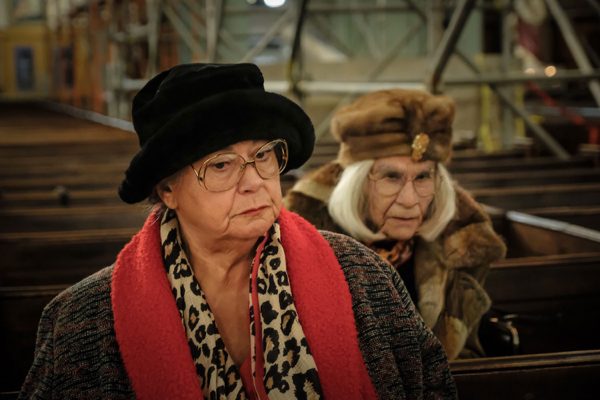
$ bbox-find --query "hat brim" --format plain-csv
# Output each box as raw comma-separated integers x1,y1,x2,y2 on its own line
119,89,315,204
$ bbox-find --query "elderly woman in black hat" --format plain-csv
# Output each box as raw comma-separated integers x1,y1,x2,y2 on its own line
285,89,507,361
20,64,457,400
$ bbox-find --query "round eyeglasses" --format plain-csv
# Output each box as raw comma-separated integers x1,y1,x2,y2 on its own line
191,139,289,192
368,168,436,198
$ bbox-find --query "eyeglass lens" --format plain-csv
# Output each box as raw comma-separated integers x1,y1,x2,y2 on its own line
203,141,288,192
373,170,435,197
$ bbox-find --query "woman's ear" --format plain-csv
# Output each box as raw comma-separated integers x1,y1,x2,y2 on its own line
158,183,178,210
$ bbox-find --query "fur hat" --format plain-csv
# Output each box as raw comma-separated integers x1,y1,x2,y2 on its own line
330,89,456,167
118,63,315,204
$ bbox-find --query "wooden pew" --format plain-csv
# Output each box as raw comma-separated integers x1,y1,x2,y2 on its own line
448,157,595,174
524,206,600,231
0,206,147,233
486,212,600,354
456,168,600,190
451,148,529,162
0,153,133,168
0,162,128,179
471,183,600,212
451,350,600,400
0,141,136,160
0,174,124,192
0,189,122,208
0,176,298,209
0,229,134,286
0,285,70,392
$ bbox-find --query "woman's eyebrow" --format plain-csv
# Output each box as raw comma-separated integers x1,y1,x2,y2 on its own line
374,166,434,175
375,165,405,174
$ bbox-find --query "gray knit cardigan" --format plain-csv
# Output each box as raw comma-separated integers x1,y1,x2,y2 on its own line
19,231,457,400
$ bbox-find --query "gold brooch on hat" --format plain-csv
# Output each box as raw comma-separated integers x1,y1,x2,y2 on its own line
411,133,430,161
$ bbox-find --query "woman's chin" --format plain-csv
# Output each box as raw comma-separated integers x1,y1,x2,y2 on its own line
383,222,419,242
232,216,275,240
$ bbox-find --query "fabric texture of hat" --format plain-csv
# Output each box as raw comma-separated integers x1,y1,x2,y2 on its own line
119,63,315,204
330,89,456,167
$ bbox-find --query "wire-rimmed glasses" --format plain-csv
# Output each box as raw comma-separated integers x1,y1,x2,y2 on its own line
368,167,436,198
191,139,289,192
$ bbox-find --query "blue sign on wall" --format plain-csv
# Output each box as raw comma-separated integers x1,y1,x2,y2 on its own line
14,46,35,91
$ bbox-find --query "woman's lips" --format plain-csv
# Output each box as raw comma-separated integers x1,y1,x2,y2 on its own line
390,216,418,222
240,205,268,216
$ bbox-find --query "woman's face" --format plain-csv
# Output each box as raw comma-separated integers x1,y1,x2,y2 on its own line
160,140,283,243
366,156,436,242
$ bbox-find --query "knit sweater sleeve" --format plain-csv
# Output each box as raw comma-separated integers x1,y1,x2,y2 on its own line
18,266,135,400
321,230,457,399
390,270,458,400
18,303,56,399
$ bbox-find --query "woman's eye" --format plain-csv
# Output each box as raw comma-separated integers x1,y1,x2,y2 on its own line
416,173,431,181
211,161,230,170
256,149,273,161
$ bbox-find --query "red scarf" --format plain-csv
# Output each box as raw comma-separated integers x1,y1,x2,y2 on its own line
112,208,377,400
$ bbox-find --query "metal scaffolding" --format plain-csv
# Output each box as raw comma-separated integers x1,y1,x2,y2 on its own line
47,0,600,158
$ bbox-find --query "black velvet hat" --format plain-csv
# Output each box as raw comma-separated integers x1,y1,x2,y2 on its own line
118,63,315,204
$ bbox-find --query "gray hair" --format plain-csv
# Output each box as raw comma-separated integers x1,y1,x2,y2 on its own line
327,160,456,243
147,169,185,221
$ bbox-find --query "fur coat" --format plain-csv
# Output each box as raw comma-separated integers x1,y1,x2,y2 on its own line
284,162,507,360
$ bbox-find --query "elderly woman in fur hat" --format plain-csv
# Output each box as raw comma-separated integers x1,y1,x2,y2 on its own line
285,89,507,361
20,65,457,400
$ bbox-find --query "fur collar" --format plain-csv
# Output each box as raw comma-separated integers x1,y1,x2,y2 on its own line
424,185,506,270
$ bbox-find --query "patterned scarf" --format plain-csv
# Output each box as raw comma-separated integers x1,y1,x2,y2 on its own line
367,239,414,267
160,209,323,400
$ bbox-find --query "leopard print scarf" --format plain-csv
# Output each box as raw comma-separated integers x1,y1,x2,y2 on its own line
161,210,323,400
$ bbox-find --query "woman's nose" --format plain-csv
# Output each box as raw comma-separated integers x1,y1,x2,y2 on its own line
237,162,263,192
395,181,419,207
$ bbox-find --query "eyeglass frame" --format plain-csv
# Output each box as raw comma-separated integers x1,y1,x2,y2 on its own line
190,139,289,192
367,166,437,198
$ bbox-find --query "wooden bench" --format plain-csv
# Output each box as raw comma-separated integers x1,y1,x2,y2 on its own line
485,212,600,354
451,350,600,400
456,168,600,190
0,205,147,233
472,183,600,212
0,189,123,208
448,157,595,174
0,284,71,392
0,228,135,286
0,162,128,179
0,174,125,192
0,176,298,209
524,206,600,231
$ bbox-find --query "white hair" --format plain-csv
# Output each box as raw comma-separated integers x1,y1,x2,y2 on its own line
328,159,456,243
328,160,386,242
